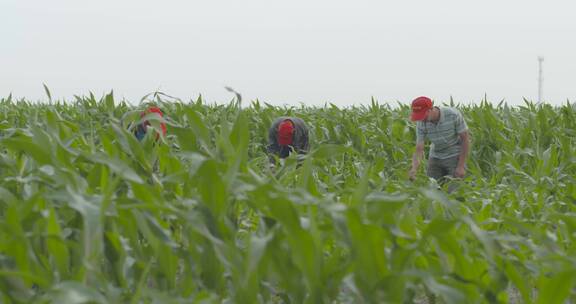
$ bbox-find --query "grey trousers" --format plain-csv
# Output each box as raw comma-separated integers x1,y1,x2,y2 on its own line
427,155,459,181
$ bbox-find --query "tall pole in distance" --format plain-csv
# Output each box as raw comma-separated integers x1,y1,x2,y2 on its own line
538,56,544,103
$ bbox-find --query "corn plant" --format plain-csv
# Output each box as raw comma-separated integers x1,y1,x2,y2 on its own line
0,92,575,303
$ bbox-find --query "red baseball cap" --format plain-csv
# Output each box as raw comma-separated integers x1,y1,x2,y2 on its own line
410,96,433,121
141,106,167,136
277,119,294,146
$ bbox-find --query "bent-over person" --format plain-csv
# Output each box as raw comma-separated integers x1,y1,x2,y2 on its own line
267,117,309,164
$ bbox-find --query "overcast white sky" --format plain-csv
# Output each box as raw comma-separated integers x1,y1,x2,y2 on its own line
1,0,574,106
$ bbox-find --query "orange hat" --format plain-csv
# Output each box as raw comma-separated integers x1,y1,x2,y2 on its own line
142,106,167,136
410,96,433,121
277,120,294,146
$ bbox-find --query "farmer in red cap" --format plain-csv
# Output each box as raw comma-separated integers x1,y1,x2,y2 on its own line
408,96,470,184
267,117,309,162
134,106,167,141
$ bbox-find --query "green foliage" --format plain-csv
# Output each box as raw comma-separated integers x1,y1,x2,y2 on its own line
0,93,575,303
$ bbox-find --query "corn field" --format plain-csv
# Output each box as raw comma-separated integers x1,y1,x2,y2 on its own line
0,92,575,303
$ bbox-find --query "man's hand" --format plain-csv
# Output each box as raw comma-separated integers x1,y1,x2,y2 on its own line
408,168,417,181
454,166,466,178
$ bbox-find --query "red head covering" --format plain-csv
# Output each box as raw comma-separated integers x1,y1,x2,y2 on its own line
277,119,294,146
410,96,433,121
141,106,167,136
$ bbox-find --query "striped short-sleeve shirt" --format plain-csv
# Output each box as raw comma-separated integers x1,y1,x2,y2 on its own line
416,107,468,159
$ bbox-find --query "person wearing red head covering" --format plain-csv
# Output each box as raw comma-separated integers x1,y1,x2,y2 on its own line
408,96,470,184
267,117,309,162
134,106,167,141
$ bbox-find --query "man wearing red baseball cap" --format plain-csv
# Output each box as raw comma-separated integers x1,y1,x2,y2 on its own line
408,96,470,184
134,106,167,141
267,117,309,163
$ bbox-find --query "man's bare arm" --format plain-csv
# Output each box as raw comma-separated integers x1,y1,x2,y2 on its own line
409,142,425,180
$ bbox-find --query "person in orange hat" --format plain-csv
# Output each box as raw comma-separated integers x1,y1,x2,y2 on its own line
134,106,167,141
267,117,309,163
408,96,470,183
